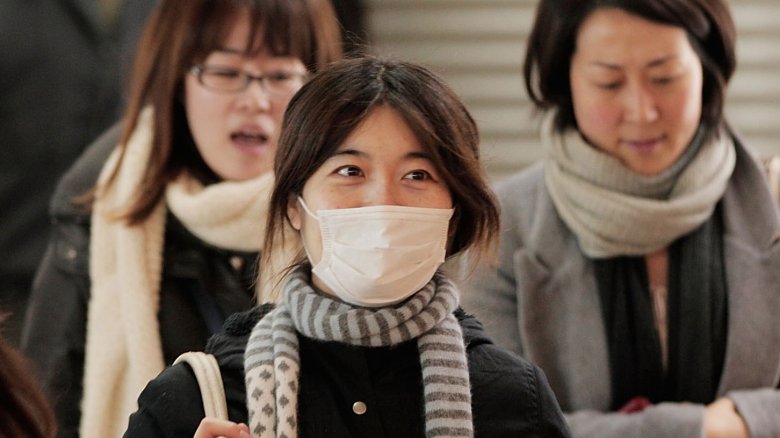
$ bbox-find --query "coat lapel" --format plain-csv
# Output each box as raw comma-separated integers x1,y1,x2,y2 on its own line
719,235,780,392
717,141,780,393
518,187,612,412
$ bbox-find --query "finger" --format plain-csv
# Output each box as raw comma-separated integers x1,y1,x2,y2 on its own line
193,418,250,438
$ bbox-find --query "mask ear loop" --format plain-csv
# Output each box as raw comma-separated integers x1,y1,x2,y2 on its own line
296,196,321,267
297,196,320,220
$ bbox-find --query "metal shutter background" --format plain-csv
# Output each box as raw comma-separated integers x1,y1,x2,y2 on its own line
365,0,780,182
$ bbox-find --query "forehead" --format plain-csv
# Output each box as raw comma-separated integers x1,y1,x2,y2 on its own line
337,106,423,154
574,8,694,66
220,11,256,51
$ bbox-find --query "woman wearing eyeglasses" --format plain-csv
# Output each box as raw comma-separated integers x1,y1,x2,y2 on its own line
20,1,342,437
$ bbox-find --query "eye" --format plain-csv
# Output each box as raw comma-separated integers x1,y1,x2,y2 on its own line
205,66,242,78
335,165,363,177
265,71,297,82
403,170,433,181
652,76,673,86
597,82,621,90
196,66,247,91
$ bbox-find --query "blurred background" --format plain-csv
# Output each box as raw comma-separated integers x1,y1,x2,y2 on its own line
0,0,777,344
364,0,780,182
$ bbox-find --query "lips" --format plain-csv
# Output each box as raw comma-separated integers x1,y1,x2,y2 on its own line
623,135,665,152
231,126,270,150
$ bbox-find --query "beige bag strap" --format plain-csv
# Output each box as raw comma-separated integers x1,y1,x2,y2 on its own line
174,351,229,420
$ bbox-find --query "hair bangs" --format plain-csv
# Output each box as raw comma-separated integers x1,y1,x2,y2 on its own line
187,0,311,63
256,1,316,65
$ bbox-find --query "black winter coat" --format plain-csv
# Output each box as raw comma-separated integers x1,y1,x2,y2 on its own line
124,306,571,438
20,126,258,438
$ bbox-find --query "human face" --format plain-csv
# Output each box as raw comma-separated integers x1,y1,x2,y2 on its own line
287,106,453,295
184,11,307,181
569,8,703,176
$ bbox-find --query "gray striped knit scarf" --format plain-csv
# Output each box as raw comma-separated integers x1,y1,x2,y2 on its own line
244,267,473,438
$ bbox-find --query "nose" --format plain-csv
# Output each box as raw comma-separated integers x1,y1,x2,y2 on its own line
365,177,400,207
623,81,659,124
238,79,271,111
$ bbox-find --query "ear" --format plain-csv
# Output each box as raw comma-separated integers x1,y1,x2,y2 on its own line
287,194,303,231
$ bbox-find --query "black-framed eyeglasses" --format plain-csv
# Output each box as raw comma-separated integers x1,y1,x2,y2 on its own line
190,64,308,97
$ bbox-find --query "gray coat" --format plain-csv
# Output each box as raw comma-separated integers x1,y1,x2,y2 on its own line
462,136,780,438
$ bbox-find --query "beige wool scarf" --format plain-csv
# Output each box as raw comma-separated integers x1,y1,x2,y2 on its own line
543,118,736,258
81,107,274,437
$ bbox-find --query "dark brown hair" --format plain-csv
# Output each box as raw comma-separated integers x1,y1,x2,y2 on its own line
0,332,56,438
261,56,500,276
107,0,343,224
523,0,736,141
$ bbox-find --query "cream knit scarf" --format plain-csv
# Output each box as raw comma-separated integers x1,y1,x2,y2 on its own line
543,118,736,258
81,107,273,437
244,268,473,438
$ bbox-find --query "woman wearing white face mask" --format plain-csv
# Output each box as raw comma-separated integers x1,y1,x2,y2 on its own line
124,57,571,438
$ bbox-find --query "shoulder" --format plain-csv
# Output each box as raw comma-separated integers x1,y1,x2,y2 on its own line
458,310,570,437
723,130,780,243
126,307,273,436
125,360,206,436
44,123,123,275
50,122,122,219
493,163,560,236
491,162,574,257
493,162,546,215
42,125,123,275
458,309,545,380
458,308,534,374
205,306,272,362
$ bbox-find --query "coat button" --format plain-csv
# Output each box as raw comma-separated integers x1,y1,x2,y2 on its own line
229,256,244,270
352,401,367,415
64,247,77,260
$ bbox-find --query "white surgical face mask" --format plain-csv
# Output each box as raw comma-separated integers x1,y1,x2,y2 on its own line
297,197,453,307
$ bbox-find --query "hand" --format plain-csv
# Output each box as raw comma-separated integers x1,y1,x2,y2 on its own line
617,396,653,413
193,418,250,438
703,397,749,438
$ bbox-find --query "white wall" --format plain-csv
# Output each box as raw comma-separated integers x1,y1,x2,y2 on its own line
365,0,780,182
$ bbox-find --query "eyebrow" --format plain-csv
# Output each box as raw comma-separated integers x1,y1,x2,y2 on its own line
213,47,246,56
332,148,432,161
590,54,677,70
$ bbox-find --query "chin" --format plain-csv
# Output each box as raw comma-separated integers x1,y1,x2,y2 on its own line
631,163,668,177
240,169,272,181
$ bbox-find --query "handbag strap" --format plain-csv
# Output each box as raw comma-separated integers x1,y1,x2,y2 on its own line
174,351,229,420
